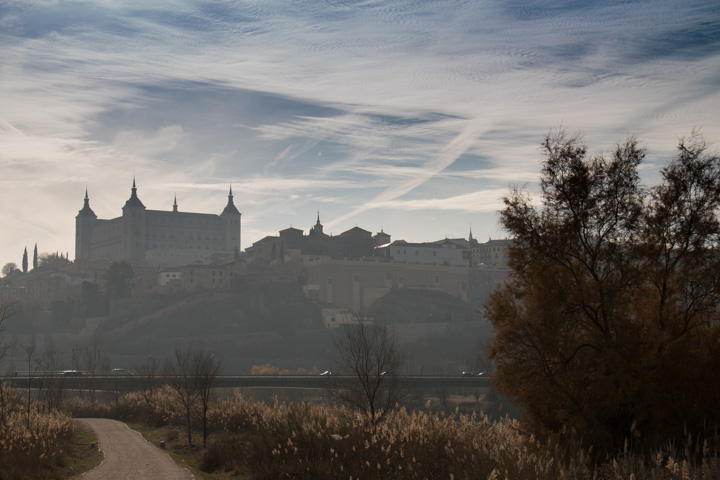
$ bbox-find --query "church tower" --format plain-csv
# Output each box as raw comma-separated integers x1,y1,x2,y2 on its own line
309,212,326,236
121,178,146,261
220,186,241,255
75,189,97,260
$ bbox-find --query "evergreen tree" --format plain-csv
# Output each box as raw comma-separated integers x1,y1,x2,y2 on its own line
22,247,28,273
33,244,38,269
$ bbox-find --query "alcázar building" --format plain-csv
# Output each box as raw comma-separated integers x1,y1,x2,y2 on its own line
75,180,241,267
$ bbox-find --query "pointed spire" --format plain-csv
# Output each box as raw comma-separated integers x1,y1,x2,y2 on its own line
173,194,178,213
221,185,240,215
78,188,96,217
123,177,145,209
316,211,321,225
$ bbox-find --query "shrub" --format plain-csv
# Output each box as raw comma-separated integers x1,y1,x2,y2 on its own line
0,382,74,479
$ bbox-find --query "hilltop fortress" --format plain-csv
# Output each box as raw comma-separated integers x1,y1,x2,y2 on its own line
1,181,511,336
75,180,241,266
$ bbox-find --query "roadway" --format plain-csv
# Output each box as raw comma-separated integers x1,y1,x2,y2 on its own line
2,374,491,392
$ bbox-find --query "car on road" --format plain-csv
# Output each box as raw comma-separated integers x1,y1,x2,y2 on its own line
111,368,134,376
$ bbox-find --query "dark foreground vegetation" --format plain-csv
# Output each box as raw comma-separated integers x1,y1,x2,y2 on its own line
62,386,718,480
0,382,102,480
488,129,720,452
1,379,719,479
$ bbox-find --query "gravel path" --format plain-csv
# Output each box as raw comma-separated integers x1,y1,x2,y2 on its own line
78,418,196,480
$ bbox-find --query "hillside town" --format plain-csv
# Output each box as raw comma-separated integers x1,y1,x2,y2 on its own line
1,182,512,332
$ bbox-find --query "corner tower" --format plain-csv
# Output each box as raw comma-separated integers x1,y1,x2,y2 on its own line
121,178,146,261
220,186,241,255
75,189,97,260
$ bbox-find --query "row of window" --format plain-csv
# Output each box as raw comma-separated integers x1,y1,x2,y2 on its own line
148,232,220,241
149,243,220,250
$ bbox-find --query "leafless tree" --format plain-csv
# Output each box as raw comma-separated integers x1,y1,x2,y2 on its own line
165,345,220,447
191,349,220,447
79,335,110,402
39,349,65,411
469,336,495,375
21,343,52,427
332,319,407,427
134,354,161,407
165,345,198,446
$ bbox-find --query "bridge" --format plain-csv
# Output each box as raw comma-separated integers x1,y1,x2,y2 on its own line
2,374,491,393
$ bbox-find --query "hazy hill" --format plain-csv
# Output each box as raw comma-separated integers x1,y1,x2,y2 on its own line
368,288,479,324
3,279,491,374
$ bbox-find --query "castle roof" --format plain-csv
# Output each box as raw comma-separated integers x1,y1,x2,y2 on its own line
338,226,372,237
77,189,97,217
123,178,145,209
221,186,241,216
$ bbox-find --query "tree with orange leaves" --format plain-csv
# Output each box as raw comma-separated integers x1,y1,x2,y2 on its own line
487,129,720,451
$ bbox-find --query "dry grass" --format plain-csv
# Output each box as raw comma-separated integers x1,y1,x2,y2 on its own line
64,387,720,480
0,382,75,479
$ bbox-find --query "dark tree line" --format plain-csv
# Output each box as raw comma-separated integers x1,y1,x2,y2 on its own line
486,129,720,451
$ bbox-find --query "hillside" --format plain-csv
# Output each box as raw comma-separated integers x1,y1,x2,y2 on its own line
367,288,479,324
100,281,323,339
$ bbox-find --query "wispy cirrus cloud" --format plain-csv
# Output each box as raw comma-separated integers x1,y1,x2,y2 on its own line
0,0,719,262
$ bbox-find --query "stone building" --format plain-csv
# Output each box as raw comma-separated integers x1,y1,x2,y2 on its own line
75,180,241,267
384,238,474,266
246,214,388,263
472,238,512,269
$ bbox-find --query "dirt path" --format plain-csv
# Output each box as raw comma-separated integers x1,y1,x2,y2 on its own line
78,418,196,480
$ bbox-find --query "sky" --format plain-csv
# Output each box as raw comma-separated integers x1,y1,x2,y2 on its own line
1,0,719,267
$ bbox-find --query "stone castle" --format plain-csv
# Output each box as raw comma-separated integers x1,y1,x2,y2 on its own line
75,180,241,266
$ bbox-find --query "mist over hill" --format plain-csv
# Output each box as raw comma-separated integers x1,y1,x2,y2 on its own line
3,279,492,375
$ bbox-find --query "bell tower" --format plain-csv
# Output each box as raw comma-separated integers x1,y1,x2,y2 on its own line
121,178,146,261
75,189,97,260
220,186,241,255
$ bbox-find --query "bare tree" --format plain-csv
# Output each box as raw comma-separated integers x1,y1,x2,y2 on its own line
21,343,51,427
134,354,161,407
469,336,495,375
332,319,407,427
191,349,220,447
165,345,198,446
79,336,110,402
39,349,66,412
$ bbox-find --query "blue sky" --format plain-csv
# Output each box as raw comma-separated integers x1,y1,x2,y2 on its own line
1,0,719,266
